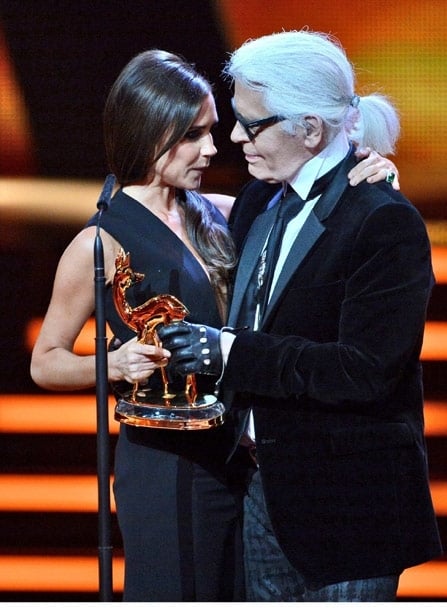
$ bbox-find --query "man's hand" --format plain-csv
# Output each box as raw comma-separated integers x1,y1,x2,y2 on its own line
157,321,223,377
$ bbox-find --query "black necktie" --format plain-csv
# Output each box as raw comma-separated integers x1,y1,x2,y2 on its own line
256,190,305,320
256,170,338,321
235,165,342,328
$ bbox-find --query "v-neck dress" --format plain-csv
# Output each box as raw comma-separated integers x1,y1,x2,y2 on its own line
86,189,247,601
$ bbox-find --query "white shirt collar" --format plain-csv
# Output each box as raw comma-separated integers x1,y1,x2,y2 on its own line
288,130,350,200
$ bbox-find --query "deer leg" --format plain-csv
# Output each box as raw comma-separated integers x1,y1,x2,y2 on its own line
185,373,197,404
131,381,139,402
160,366,176,400
152,329,176,399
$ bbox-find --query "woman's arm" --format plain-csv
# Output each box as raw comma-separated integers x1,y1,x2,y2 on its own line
349,147,400,190
30,226,168,391
203,193,235,220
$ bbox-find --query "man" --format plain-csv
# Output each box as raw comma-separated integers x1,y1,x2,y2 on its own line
158,30,442,601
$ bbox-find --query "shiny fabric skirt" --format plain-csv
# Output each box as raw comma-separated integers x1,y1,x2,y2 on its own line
113,423,247,601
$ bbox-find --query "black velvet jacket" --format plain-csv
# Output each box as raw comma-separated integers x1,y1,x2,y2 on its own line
224,150,443,587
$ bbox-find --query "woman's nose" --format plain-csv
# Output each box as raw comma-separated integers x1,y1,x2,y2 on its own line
202,133,217,156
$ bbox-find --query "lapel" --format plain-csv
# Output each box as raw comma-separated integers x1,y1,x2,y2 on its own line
228,149,357,328
228,202,278,326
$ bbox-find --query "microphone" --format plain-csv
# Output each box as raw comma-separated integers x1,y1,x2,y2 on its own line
96,173,116,211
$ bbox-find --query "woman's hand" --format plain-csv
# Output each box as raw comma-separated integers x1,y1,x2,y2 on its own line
348,147,400,190
108,336,170,384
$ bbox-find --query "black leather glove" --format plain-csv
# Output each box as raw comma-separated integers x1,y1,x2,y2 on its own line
157,321,223,377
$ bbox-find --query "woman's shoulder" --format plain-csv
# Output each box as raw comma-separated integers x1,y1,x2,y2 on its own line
202,193,235,221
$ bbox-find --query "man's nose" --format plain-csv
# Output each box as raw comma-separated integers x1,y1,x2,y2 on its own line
230,121,248,143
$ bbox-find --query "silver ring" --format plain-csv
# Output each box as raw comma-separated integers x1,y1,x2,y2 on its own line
386,170,396,184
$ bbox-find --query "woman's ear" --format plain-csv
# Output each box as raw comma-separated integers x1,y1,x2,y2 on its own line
303,116,324,148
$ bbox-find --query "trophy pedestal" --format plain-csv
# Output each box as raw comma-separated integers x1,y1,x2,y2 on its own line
114,386,225,430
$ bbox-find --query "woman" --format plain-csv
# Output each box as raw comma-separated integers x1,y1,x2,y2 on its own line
30,49,399,601
31,49,246,602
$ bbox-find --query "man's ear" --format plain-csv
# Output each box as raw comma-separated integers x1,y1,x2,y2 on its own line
303,116,324,148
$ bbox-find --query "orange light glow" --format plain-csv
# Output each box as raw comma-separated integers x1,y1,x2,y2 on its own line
428,480,447,517
432,246,447,284
0,474,116,512
25,316,112,355
0,469,446,516
0,393,119,434
424,401,447,435
0,552,445,597
397,562,447,598
422,321,447,360
0,555,124,592
0,31,35,173
0,395,445,436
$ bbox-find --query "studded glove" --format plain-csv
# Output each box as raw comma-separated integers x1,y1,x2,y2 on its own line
157,321,223,377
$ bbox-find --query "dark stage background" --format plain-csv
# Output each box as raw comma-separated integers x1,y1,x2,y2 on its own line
0,1,241,178
0,0,445,601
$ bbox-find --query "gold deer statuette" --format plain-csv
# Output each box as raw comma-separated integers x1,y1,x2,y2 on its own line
112,248,197,404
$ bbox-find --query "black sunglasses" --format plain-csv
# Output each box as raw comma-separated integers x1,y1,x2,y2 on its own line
231,98,286,141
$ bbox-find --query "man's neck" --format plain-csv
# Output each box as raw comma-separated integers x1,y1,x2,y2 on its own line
289,130,350,200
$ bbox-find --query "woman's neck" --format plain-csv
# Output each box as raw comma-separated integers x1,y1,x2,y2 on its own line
123,183,178,215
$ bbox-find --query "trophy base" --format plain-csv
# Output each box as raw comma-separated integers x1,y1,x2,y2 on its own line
114,387,225,430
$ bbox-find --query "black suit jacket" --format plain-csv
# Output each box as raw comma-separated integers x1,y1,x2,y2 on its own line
224,150,443,587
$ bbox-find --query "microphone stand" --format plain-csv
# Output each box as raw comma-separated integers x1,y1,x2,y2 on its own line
94,174,116,601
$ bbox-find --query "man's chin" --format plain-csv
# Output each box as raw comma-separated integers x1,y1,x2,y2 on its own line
247,165,280,183
247,164,265,180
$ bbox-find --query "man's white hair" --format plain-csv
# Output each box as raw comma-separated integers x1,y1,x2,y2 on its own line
224,30,399,154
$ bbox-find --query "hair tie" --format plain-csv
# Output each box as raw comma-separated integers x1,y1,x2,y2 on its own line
350,94,360,108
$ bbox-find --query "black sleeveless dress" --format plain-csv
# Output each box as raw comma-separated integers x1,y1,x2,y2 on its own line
86,189,247,601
